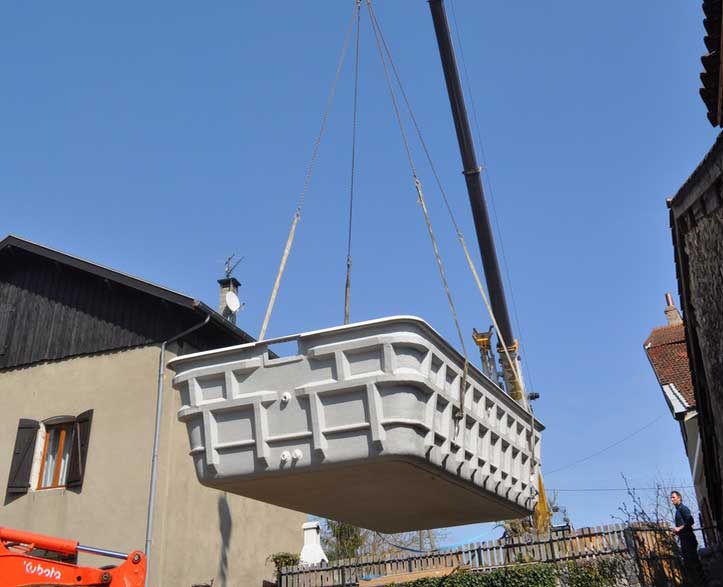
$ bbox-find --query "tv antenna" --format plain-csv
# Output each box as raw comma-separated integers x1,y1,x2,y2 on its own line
224,254,244,278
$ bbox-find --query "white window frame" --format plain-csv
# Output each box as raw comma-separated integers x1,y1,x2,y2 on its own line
28,416,75,491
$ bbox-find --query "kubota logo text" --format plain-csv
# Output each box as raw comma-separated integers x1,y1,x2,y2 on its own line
24,561,61,580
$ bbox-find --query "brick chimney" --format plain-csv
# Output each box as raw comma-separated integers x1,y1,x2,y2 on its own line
218,277,240,325
664,292,683,326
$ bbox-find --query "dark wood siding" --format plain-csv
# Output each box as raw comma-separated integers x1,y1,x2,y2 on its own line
0,303,16,355
0,250,241,370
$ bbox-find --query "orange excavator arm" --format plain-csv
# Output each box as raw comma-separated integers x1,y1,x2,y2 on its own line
0,527,146,586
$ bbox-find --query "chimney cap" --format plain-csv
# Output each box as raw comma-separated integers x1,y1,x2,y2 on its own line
218,277,241,288
663,292,683,326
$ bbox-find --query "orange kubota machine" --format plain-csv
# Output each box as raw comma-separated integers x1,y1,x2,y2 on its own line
0,527,146,586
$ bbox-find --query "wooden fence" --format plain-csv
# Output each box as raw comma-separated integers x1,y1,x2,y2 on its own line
277,523,646,587
626,525,682,587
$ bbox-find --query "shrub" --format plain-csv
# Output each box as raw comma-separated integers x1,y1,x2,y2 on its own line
392,556,628,587
559,556,627,587
267,552,300,577
395,565,557,587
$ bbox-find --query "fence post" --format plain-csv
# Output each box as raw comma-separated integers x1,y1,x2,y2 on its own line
623,526,644,586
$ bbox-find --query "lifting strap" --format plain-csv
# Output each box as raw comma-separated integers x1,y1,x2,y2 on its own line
344,0,363,325
366,0,470,419
365,0,523,391
259,1,360,341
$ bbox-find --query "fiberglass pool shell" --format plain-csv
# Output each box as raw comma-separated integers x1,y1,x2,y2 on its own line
168,316,543,533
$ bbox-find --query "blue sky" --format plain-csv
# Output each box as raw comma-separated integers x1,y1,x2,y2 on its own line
2,2,718,547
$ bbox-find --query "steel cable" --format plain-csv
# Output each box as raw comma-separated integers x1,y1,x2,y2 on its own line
366,0,471,418
259,1,358,340
365,1,523,391
344,1,362,325
448,0,535,395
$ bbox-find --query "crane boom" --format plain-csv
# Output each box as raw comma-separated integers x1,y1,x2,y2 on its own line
428,0,525,404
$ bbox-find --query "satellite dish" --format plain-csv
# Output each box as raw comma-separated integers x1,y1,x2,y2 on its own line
226,291,241,313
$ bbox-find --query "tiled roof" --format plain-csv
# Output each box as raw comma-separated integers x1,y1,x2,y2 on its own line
644,324,695,409
701,0,723,126
646,323,685,346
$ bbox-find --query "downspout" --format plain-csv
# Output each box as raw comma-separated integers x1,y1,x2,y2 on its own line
144,310,211,576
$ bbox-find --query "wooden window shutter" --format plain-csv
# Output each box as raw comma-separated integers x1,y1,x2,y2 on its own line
66,410,93,489
6,419,40,495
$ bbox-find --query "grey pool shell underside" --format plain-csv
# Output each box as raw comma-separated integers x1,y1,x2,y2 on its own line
169,316,543,533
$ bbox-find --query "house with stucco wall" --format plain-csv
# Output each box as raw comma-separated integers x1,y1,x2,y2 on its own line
0,235,305,586
644,294,712,533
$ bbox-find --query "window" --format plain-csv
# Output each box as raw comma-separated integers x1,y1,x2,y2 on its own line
5,410,93,497
37,421,75,490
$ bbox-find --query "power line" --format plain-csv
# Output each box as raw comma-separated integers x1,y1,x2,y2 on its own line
545,415,665,475
549,485,695,493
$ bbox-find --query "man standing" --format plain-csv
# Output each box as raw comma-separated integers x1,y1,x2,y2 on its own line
671,490,703,584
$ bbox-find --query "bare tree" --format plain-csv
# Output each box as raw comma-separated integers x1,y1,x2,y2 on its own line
321,520,446,560
612,473,697,527
357,528,446,558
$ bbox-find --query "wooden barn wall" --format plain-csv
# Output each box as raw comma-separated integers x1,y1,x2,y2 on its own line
0,251,237,370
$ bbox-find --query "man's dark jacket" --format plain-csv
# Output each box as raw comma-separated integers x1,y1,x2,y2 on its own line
675,503,696,543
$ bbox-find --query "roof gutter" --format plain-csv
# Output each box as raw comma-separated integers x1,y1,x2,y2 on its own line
0,235,255,346
144,310,211,579
194,300,253,344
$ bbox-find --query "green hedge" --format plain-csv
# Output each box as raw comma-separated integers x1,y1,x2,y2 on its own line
559,557,627,587
392,557,627,587
395,565,556,587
